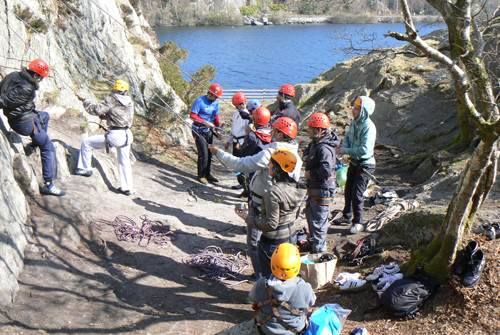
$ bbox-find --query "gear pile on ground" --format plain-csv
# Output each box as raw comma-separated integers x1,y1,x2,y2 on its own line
92,215,174,247
184,246,249,280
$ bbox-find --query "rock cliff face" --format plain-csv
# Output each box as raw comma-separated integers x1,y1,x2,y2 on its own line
134,0,247,26
0,0,186,306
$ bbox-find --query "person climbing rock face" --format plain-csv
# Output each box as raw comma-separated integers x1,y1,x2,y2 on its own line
0,58,65,196
304,112,340,253
334,96,377,234
190,83,223,185
272,83,300,125
75,79,135,196
250,243,316,334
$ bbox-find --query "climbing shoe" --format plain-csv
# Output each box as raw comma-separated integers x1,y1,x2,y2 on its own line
75,168,93,177
206,175,219,183
40,182,65,196
462,249,485,287
198,177,208,185
350,223,365,234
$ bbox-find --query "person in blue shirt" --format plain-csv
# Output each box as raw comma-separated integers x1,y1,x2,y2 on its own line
190,83,223,184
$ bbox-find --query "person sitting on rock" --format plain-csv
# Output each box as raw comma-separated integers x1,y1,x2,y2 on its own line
209,117,302,278
250,242,315,334
75,79,135,196
272,84,300,125
303,112,339,253
190,83,223,185
334,96,376,234
0,58,65,196
225,92,250,190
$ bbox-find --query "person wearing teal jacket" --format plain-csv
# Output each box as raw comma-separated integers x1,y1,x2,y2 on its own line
336,96,376,234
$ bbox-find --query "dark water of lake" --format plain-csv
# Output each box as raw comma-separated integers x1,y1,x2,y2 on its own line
156,23,444,89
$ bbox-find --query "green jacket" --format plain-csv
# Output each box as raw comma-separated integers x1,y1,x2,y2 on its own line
342,96,376,166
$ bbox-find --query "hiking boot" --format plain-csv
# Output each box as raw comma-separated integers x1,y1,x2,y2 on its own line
198,177,208,185
75,168,92,177
485,223,500,240
206,175,219,183
462,249,485,287
454,240,479,276
40,182,65,196
24,142,37,156
350,223,365,234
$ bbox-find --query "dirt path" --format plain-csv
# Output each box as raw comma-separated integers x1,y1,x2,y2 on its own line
0,143,259,334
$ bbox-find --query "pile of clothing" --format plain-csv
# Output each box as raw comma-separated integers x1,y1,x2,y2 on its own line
333,262,402,296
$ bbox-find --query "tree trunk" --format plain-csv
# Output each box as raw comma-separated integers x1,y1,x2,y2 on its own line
407,139,498,283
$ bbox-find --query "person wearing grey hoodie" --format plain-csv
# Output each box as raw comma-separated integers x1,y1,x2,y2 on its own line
209,117,302,278
75,80,135,195
250,243,316,335
336,96,376,234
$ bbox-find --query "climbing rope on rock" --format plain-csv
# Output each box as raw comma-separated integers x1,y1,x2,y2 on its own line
184,246,249,281
93,215,174,247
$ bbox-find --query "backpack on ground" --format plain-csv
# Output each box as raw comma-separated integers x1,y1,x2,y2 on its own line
380,274,438,318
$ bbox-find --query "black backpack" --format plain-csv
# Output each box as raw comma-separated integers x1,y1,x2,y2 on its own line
381,275,438,319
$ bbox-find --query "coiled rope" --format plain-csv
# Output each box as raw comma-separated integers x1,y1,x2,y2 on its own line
92,215,174,247
184,246,249,280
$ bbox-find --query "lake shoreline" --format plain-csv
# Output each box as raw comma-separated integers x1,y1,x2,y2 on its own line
153,15,443,28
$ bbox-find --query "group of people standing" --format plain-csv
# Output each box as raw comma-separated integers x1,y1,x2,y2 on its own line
0,59,135,197
189,82,377,334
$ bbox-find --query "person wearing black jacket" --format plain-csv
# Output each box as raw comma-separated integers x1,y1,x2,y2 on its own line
303,112,339,253
0,59,64,196
272,84,300,125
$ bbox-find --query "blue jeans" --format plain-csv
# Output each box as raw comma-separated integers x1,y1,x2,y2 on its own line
10,111,57,183
305,197,331,253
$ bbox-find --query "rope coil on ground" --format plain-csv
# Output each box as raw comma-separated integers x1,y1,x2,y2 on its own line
92,215,174,247
184,246,249,281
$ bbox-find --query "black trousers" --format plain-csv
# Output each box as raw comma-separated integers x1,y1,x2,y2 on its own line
343,163,375,224
193,129,213,178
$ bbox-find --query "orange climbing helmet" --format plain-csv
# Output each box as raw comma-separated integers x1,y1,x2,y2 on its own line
271,149,297,173
279,84,296,97
272,116,297,139
271,243,301,280
307,112,330,129
28,58,49,78
232,92,246,107
252,106,271,126
208,83,223,98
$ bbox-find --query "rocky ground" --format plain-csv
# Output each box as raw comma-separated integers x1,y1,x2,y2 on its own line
0,115,498,335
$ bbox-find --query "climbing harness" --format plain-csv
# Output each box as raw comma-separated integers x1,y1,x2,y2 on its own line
92,215,174,247
184,246,249,281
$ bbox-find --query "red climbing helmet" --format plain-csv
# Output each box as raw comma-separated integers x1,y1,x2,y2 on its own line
272,116,297,139
208,83,223,98
252,106,271,126
278,83,296,97
28,58,49,78
231,92,246,107
307,112,330,129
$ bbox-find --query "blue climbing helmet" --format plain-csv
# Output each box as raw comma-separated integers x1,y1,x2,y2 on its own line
246,99,261,112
